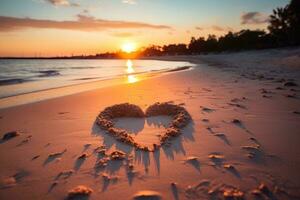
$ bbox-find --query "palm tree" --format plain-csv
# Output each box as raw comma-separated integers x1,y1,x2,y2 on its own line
268,6,290,45
268,0,300,45
287,0,300,44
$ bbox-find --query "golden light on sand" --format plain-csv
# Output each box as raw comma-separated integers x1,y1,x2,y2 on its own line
121,42,136,53
127,74,138,83
126,59,138,83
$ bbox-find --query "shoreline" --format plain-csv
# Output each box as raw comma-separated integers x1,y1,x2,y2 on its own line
0,65,193,110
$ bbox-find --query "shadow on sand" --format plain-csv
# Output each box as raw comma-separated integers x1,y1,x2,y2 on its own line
91,115,195,189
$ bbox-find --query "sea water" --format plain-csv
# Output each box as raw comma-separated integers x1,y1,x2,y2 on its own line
0,59,193,98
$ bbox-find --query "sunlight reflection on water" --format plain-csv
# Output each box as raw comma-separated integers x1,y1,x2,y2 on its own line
126,59,139,83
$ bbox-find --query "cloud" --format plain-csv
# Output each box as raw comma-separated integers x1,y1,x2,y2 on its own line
122,0,137,4
241,12,269,25
0,15,171,32
111,32,135,37
82,9,89,14
195,25,232,32
211,25,224,31
211,25,233,32
46,0,80,7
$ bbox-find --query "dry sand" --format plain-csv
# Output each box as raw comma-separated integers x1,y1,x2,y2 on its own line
0,48,300,199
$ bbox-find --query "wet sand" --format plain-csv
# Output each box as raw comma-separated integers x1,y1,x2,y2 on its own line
0,48,300,199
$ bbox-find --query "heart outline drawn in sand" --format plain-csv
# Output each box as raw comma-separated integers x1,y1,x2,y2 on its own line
96,102,191,152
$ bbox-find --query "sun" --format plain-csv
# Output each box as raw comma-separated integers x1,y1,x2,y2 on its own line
121,42,136,53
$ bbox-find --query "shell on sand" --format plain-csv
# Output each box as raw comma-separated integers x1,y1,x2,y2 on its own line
133,190,162,200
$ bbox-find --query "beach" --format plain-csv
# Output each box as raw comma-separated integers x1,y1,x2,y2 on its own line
0,48,300,200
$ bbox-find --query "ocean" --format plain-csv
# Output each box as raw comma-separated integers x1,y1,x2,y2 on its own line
0,59,194,98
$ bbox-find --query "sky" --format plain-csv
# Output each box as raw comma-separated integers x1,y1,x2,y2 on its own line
0,0,290,57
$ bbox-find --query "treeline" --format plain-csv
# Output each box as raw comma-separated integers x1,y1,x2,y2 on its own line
138,0,299,56
140,30,273,56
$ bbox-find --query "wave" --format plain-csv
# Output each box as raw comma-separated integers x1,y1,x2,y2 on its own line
69,66,99,69
37,70,60,77
165,66,191,72
0,78,32,86
0,70,60,86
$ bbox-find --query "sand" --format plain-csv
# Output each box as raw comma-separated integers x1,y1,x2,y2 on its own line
0,48,300,199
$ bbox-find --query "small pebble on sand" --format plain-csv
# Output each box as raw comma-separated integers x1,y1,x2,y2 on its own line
110,150,126,160
78,153,88,159
0,177,17,188
48,149,67,158
293,111,300,115
222,188,244,199
251,189,262,196
200,106,215,113
241,145,260,151
284,81,298,87
185,156,199,162
258,183,271,196
32,155,40,160
133,190,162,200
231,119,241,124
84,143,91,148
208,154,224,160
56,170,74,180
67,185,93,199
223,164,235,170
171,182,177,187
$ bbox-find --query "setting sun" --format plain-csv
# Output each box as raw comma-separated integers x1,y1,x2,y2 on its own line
121,42,136,53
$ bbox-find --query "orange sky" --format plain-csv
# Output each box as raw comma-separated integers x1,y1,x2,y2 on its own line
0,0,289,57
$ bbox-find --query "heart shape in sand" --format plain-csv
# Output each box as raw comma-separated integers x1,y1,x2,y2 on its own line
96,102,191,151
